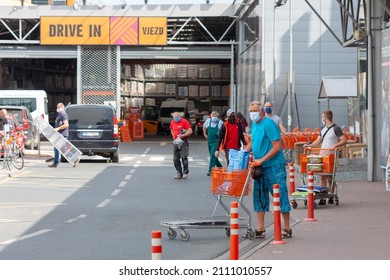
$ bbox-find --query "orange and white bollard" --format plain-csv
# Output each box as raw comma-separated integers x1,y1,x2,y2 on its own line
289,163,296,195
271,184,286,245
305,171,317,222
230,201,239,260
151,231,162,260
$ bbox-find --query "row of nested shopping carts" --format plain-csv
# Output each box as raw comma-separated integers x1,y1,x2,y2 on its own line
281,127,359,162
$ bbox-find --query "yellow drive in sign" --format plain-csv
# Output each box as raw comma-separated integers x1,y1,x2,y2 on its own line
40,17,110,45
139,17,167,45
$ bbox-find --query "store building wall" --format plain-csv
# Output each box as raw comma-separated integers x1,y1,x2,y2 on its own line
237,0,357,129
236,0,263,123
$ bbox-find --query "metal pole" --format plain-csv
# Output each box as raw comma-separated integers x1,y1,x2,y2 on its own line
287,0,292,132
273,5,276,104
116,46,121,120
367,0,374,181
77,45,81,104
231,43,235,112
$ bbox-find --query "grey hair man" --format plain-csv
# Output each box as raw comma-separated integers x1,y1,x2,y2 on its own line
245,100,292,239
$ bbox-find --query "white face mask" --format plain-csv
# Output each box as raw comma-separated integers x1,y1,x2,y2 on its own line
57,108,64,113
250,112,261,123
322,119,326,126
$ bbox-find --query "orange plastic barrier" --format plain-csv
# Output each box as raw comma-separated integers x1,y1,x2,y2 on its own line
129,119,144,140
120,126,132,142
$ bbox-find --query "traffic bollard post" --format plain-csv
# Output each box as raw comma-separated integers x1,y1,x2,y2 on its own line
271,184,286,245
289,163,295,195
230,201,239,260
151,231,162,260
305,171,317,222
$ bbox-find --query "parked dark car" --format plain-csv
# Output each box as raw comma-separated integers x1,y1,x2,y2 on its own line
65,104,119,162
0,105,39,150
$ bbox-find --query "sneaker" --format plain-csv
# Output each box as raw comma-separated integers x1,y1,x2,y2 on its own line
48,164,57,168
318,199,326,205
207,173,211,176
182,173,188,179
328,198,334,204
255,230,266,239
173,173,183,179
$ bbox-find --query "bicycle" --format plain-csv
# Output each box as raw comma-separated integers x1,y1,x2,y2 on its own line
1,132,24,171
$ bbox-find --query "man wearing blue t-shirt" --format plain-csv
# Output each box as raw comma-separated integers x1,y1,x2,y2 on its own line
245,101,292,239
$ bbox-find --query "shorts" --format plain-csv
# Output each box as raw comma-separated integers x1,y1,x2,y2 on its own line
253,164,291,213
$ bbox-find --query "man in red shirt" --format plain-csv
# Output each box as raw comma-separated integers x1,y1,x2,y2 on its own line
215,109,246,166
170,112,193,179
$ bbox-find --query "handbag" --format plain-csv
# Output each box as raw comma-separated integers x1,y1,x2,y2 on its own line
250,165,264,180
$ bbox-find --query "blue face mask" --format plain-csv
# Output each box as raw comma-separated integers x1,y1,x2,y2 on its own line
174,117,181,122
265,107,272,114
249,112,261,123
211,117,218,122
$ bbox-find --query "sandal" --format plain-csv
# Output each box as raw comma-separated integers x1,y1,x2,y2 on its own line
282,228,292,239
255,230,266,239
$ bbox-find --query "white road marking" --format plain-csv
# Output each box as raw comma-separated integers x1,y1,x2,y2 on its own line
130,169,136,174
141,154,146,157
149,156,165,161
96,199,112,208
66,214,88,224
111,189,121,196
118,181,127,187
0,219,20,223
121,156,135,161
1,229,53,245
124,175,132,180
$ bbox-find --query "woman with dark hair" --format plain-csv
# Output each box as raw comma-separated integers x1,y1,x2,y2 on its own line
236,112,248,133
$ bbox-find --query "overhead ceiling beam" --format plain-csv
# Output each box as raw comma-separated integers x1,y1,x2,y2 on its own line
305,0,367,47
304,0,344,46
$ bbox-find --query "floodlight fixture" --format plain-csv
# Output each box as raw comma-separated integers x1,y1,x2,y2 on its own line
275,0,287,7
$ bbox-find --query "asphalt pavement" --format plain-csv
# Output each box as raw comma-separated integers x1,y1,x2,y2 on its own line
2,138,390,260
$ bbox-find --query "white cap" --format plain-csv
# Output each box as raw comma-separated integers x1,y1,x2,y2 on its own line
226,109,235,116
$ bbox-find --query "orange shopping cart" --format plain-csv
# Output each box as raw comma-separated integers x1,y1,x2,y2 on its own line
160,167,255,241
291,148,340,209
